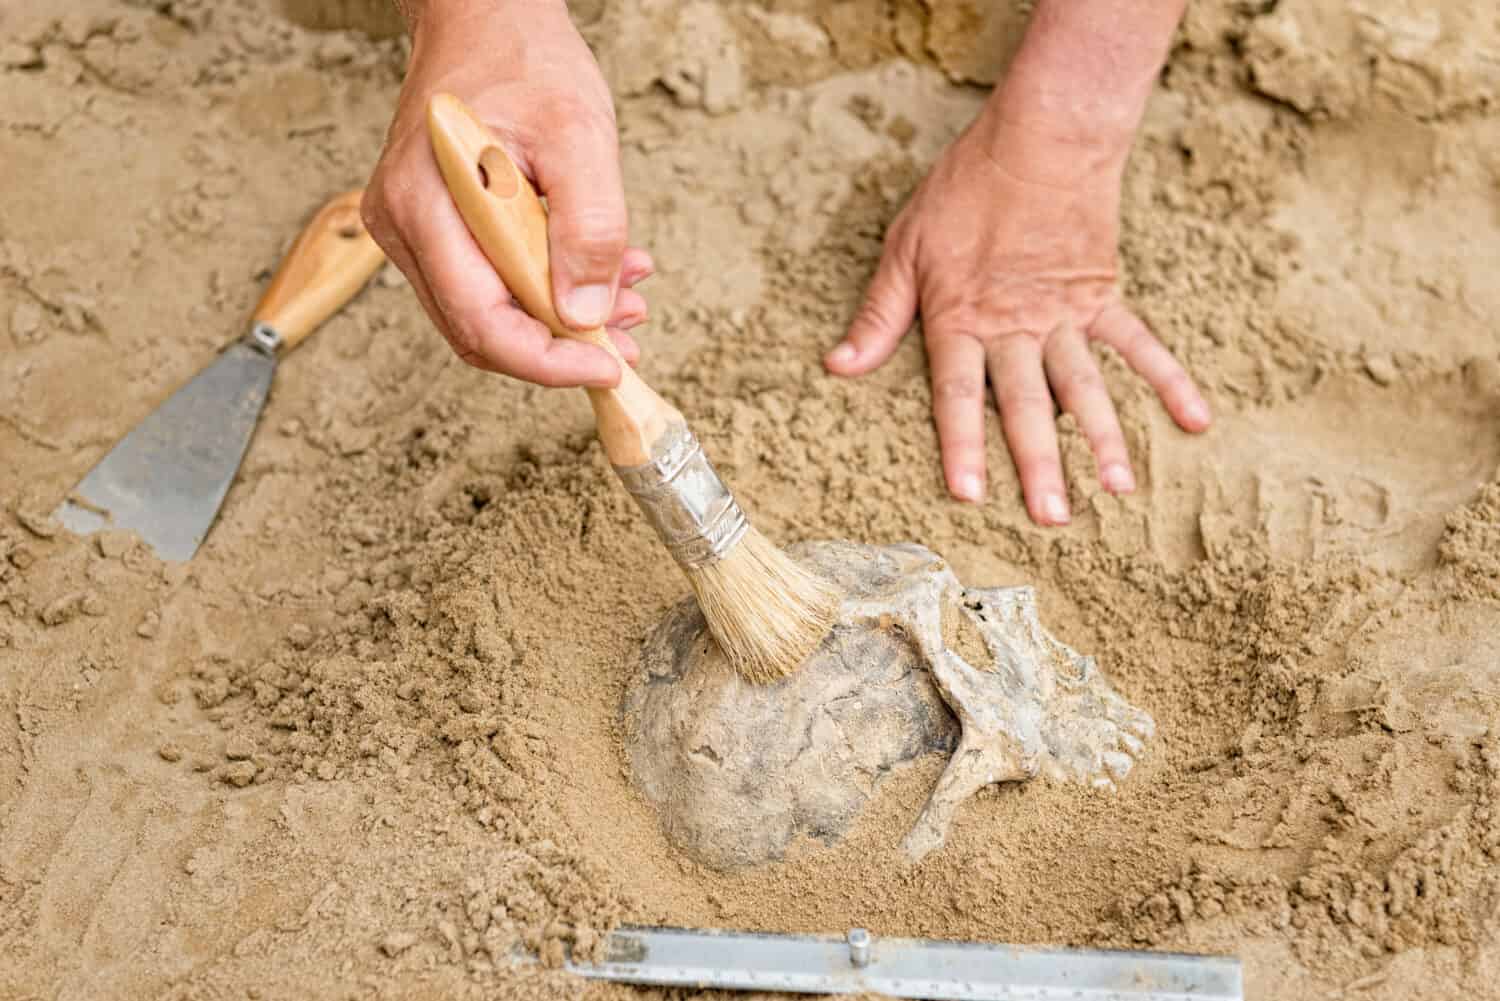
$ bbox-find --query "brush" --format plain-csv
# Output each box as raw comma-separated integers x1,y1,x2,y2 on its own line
427,93,839,684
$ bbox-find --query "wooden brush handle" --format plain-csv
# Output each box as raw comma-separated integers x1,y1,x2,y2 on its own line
426,92,680,467
250,189,385,352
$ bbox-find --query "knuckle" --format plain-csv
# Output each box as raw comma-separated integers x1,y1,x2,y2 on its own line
440,326,487,370
441,297,486,337
360,215,390,255
363,177,412,243
358,195,381,233
941,431,985,455
579,96,620,133
996,384,1053,413
548,99,619,151
925,313,984,346
529,368,571,388
557,206,628,249
852,297,906,338
367,166,403,210
1093,442,1129,466
1117,321,1155,355
1011,445,1058,474
1161,371,1197,403
1059,368,1106,399
1019,463,1060,489
931,375,986,404
881,224,915,262
439,298,505,357
359,188,393,240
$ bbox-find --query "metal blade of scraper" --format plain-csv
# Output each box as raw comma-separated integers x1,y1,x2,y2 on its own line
566,926,1243,1001
54,334,279,562
50,189,384,561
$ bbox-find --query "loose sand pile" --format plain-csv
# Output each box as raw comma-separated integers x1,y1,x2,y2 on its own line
3,1,1500,999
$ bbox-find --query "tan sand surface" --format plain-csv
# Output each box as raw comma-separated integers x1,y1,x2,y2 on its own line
3,2,1500,999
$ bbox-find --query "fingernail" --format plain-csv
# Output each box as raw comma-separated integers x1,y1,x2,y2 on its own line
1102,463,1135,493
561,284,612,329
1041,493,1070,525
826,343,857,367
954,471,984,503
1185,399,1211,428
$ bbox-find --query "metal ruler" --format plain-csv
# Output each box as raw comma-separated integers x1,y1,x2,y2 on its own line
566,926,1243,1001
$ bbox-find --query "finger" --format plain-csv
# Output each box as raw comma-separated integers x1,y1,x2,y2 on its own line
925,332,989,502
988,335,1069,525
406,185,622,387
376,230,458,349
620,247,655,288
535,112,630,331
826,234,918,376
532,337,632,385
361,187,457,342
1043,327,1134,494
606,328,640,366
1090,305,1211,432
611,288,648,328
407,264,464,357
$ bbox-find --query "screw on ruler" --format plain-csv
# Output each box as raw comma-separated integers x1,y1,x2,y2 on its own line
847,928,872,968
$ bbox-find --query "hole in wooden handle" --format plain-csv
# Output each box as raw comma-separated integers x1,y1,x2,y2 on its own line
478,146,518,198
330,206,363,239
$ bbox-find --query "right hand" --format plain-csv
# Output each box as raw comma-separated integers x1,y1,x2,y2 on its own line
363,0,651,387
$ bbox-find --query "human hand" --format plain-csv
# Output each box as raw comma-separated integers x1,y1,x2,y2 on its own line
824,107,1210,525
364,0,650,387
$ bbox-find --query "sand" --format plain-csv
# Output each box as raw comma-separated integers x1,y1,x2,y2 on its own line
2,1,1499,999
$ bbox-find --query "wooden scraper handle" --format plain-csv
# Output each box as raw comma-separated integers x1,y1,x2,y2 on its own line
250,189,386,351
426,92,681,468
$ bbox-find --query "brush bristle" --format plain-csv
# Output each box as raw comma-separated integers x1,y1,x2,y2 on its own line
684,528,841,684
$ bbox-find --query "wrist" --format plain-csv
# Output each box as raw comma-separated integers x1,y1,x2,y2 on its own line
402,0,569,40
968,99,1131,193
985,76,1145,158
984,0,1184,158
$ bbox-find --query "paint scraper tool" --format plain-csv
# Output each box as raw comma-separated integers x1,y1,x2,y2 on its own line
52,189,384,560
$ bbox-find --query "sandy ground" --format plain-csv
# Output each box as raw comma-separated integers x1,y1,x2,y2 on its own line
3,1,1500,998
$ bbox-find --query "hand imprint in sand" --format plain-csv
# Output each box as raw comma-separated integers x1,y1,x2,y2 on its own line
625,540,1153,869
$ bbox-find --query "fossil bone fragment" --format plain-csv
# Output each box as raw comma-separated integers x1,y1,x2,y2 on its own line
624,540,1153,869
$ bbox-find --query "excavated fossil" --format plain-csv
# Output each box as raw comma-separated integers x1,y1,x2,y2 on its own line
623,540,1154,869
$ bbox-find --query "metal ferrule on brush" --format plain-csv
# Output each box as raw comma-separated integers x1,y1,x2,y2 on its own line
613,421,748,569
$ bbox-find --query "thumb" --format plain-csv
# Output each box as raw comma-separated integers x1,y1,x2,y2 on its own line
826,236,918,376
535,116,629,331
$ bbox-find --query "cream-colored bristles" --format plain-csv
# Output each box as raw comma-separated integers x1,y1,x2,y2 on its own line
684,527,842,685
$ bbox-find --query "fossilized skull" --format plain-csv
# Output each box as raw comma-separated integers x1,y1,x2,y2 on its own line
623,540,1154,869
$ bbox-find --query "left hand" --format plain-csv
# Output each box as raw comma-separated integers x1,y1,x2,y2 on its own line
824,106,1211,526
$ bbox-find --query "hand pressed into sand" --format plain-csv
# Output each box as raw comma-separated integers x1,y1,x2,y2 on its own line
364,0,652,387
826,117,1211,526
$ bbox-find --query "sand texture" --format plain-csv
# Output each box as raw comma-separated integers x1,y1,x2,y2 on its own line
3,1,1500,999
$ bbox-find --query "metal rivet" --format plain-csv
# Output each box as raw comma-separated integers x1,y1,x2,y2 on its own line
247,322,283,355
847,927,871,968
